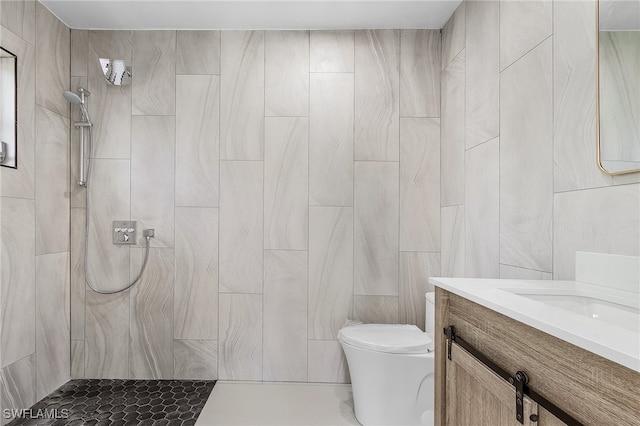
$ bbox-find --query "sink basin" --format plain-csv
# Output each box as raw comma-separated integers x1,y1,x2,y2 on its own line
503,287,640,333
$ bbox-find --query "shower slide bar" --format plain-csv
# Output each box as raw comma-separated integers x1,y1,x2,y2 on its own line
444,326,584,426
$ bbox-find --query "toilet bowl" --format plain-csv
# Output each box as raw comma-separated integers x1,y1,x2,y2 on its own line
339,292,436,426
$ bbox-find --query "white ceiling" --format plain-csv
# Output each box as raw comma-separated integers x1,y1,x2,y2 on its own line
39,0,462,30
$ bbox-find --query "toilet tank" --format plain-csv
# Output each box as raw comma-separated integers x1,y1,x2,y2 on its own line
425,292,435,337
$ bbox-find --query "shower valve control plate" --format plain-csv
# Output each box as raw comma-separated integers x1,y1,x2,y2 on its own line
113,221,137,245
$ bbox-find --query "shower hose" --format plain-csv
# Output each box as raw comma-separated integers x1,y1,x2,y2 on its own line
82,126,153,294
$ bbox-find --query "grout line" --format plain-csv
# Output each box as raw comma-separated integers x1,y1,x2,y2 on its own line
499,263,553,276
498,0,502,279
172,30,178,379
217,29,222,380
261,29,266,383
550,0,555,280
397,29,402,311
128,35,134,380
499,34,553,75
351,30,356,321
306,29,312,382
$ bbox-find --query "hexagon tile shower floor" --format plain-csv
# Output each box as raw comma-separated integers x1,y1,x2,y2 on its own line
6,379,216,426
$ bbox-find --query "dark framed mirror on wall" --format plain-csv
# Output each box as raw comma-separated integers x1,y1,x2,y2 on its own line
0,46,17,169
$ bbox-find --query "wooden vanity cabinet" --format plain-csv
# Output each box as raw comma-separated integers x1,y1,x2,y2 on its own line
434,288,640,426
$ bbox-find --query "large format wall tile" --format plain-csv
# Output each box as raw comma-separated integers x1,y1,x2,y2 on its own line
399,252,440,330
265,31,309,117
354,162,399,296
465,138,500,278
263,250,308,382
220,31,264,160
1,354,36,426
71,340,84,379
219,293,262,381
308,340,349,384
553,0,611,192
1,0,35,44
219,161,263,293
441,2,465,69
132,31,176,115
175,207,218,340
554,184,640,280
85,291,129,379
400,30,440,118
130,248,174,379
500,0,552,70
465,0,499,149
86,159,130,293
309,73,354,206
0,27,35,199
88,31,132,159
174,340,218,380
1,198,35,368
35,2,69,118
355,30,400,161
70,210,85,342
308,207,353,340
36,252,70,400
131,116,175,248
176,75,220,207
400,118,440,252
441,205,465,278
71,30,89,77
441,51,465,207
310,31,354,73
354,296,398,324
176,30,220,75
500,39,553,272
500,264,553,280
265,117,308,250
35,106,69,255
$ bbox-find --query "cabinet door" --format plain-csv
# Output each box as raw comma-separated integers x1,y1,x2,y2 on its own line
446,343,539,426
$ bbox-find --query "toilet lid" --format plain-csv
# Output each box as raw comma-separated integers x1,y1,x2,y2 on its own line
338,324,434,354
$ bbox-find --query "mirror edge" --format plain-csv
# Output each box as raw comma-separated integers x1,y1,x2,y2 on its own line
596,0,640,175
0,45,18,169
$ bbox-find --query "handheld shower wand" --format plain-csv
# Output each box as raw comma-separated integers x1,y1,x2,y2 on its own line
64,87,92,124
64,88,92,186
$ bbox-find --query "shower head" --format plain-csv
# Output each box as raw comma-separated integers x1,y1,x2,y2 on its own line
64,91,82,105
64,88,92,124
64,87,90,103
100,58,131,86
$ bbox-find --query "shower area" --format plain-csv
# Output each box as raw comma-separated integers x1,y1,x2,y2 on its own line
67,31,209,380
0,2,441,423
64,26,441,385
68,30,221,381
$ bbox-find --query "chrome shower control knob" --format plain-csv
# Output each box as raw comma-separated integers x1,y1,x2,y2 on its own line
113,220,137,245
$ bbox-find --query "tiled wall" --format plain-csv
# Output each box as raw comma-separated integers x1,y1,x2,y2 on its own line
70,29,441,382
0,1,71,422
440,0,640,280
4,0,631,396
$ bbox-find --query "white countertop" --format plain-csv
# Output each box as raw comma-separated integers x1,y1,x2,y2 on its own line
429,277,640,373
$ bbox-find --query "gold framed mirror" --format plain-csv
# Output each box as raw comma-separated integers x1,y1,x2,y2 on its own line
596,0,640,175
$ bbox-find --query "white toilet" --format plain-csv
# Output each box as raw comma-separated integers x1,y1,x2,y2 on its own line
338,292,436,426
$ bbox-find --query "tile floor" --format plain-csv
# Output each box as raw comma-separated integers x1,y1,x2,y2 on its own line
6,379,215,426
195,381,360,426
